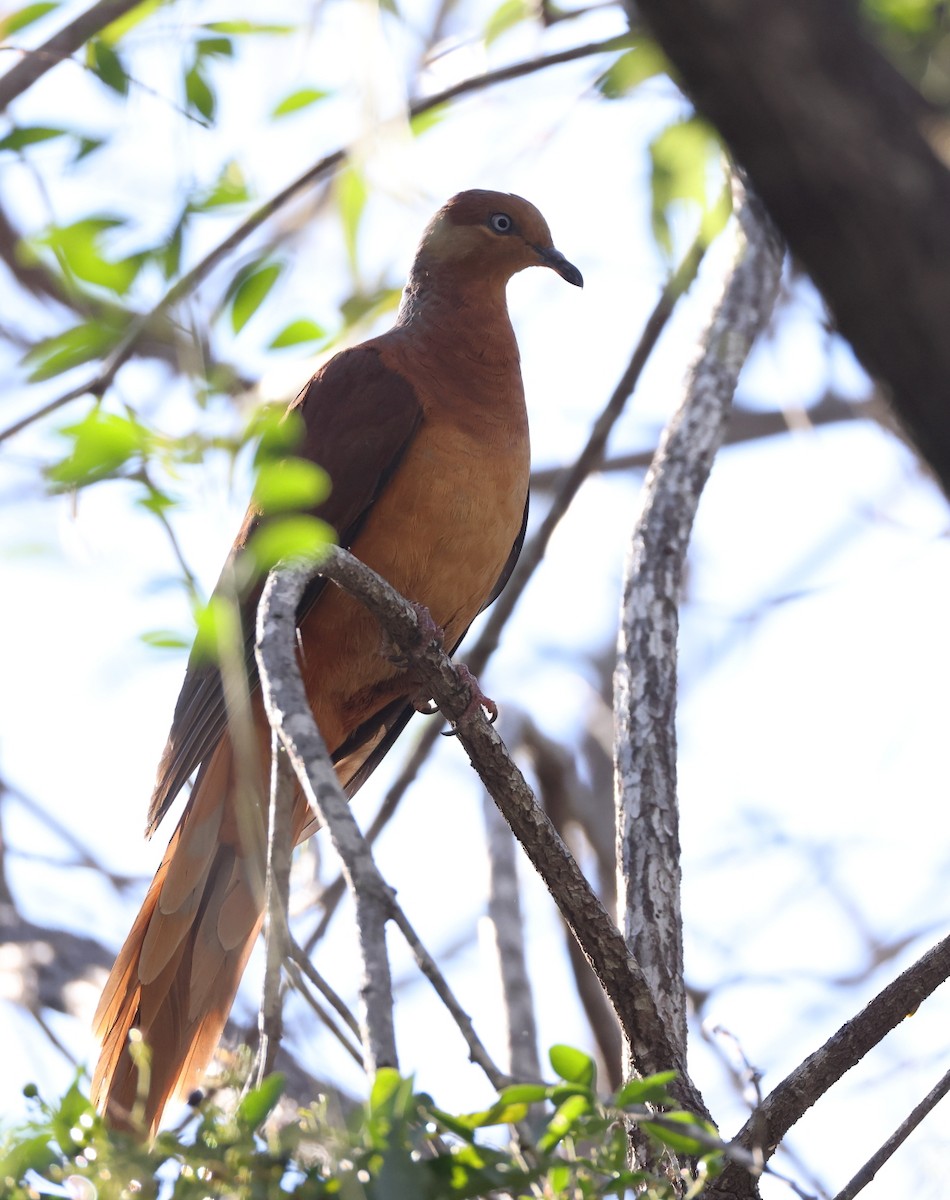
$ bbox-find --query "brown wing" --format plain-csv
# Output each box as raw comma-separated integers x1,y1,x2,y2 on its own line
146,344,423,834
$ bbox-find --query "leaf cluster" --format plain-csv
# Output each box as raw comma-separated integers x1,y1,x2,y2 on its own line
1,1049,723,1200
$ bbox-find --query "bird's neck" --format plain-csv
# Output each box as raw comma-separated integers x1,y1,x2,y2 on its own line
395,267,519,366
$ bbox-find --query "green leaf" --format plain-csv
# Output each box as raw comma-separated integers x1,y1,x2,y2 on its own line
0,2,58,39
236,1073,285,1130
185,61,215,121
865,0,943,32
409,102,448,137
272,87,331,117
642,1111,717,1157
0,125,67,152
339,285,401,327
335,166,368,278
190,159,249,210
191,593,241,665
46,408,147,487
613,1070,679,1108
196,35,233,58
22,318,124,381
34,216,141,294
484,0,531,45
246,515,334,572
549,1044,596,1087
99,0,161,45
268,317,326,349
537,1093,591,1153
203,20,294,34
248,403,305,465
229,260,283,333
496,1083,550,1105
369,1068,410,1117
252,457,330,513
74,135,105,161
649,116,722,257
87,37,129,94
596,39,668,99
140,629,190,650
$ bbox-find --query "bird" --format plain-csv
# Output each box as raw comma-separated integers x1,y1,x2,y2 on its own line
91,189,582,1133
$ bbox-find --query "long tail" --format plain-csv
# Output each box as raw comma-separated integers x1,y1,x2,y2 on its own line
91,736,270,1134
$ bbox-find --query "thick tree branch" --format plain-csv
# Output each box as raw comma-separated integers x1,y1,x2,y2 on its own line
614,185,783,1063
633,0,950,498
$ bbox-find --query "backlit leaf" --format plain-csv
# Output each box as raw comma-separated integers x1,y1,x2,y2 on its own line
246,515,334,572
185,61,215,121
268,318,326,348
0,2,58,39
87,37,129,94
484,0,531,45
549,1043,596,1086
22,319,124,381
335,165,368,277
272,87,330,117
252,457,330,513
46,408,147,487
99,0,161,45
0,125,67,152
596,39,668,99
229,260,283,333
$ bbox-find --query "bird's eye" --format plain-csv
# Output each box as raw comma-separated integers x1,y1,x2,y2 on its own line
489,212,513,234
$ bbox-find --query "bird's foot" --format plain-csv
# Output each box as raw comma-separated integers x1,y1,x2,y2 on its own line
446,663,498,730
381,601,445,667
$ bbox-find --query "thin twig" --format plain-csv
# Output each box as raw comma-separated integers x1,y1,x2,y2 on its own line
255,731,296,1086
832,1066,950,1200
286,938,361,1038
481,769,541,1082
255,567,399,1076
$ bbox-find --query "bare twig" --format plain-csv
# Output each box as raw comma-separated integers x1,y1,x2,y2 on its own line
481,758,541,1081
614,182,783,1062
255,731,296,1086
832,1066,950,1200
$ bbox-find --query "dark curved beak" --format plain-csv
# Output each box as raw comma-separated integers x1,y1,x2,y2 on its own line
534,244,583,288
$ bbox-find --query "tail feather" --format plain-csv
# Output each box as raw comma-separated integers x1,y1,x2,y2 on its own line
92,737,268,1134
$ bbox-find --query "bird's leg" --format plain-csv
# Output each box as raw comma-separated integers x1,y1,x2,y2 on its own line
454,663,499,725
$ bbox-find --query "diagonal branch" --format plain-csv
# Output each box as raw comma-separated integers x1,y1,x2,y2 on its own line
303,545,712,1123
0,0,143,112
710,932,950,1199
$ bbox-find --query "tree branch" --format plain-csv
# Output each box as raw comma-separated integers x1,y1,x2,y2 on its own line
614,183,783,1063
710,932,950,1198
832,1065,950,1200
633,0,950,498
304,545,712,1123
0,0,143,112
255,567,398,1076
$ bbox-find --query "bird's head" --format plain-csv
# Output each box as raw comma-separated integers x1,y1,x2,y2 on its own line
412,190,583,289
